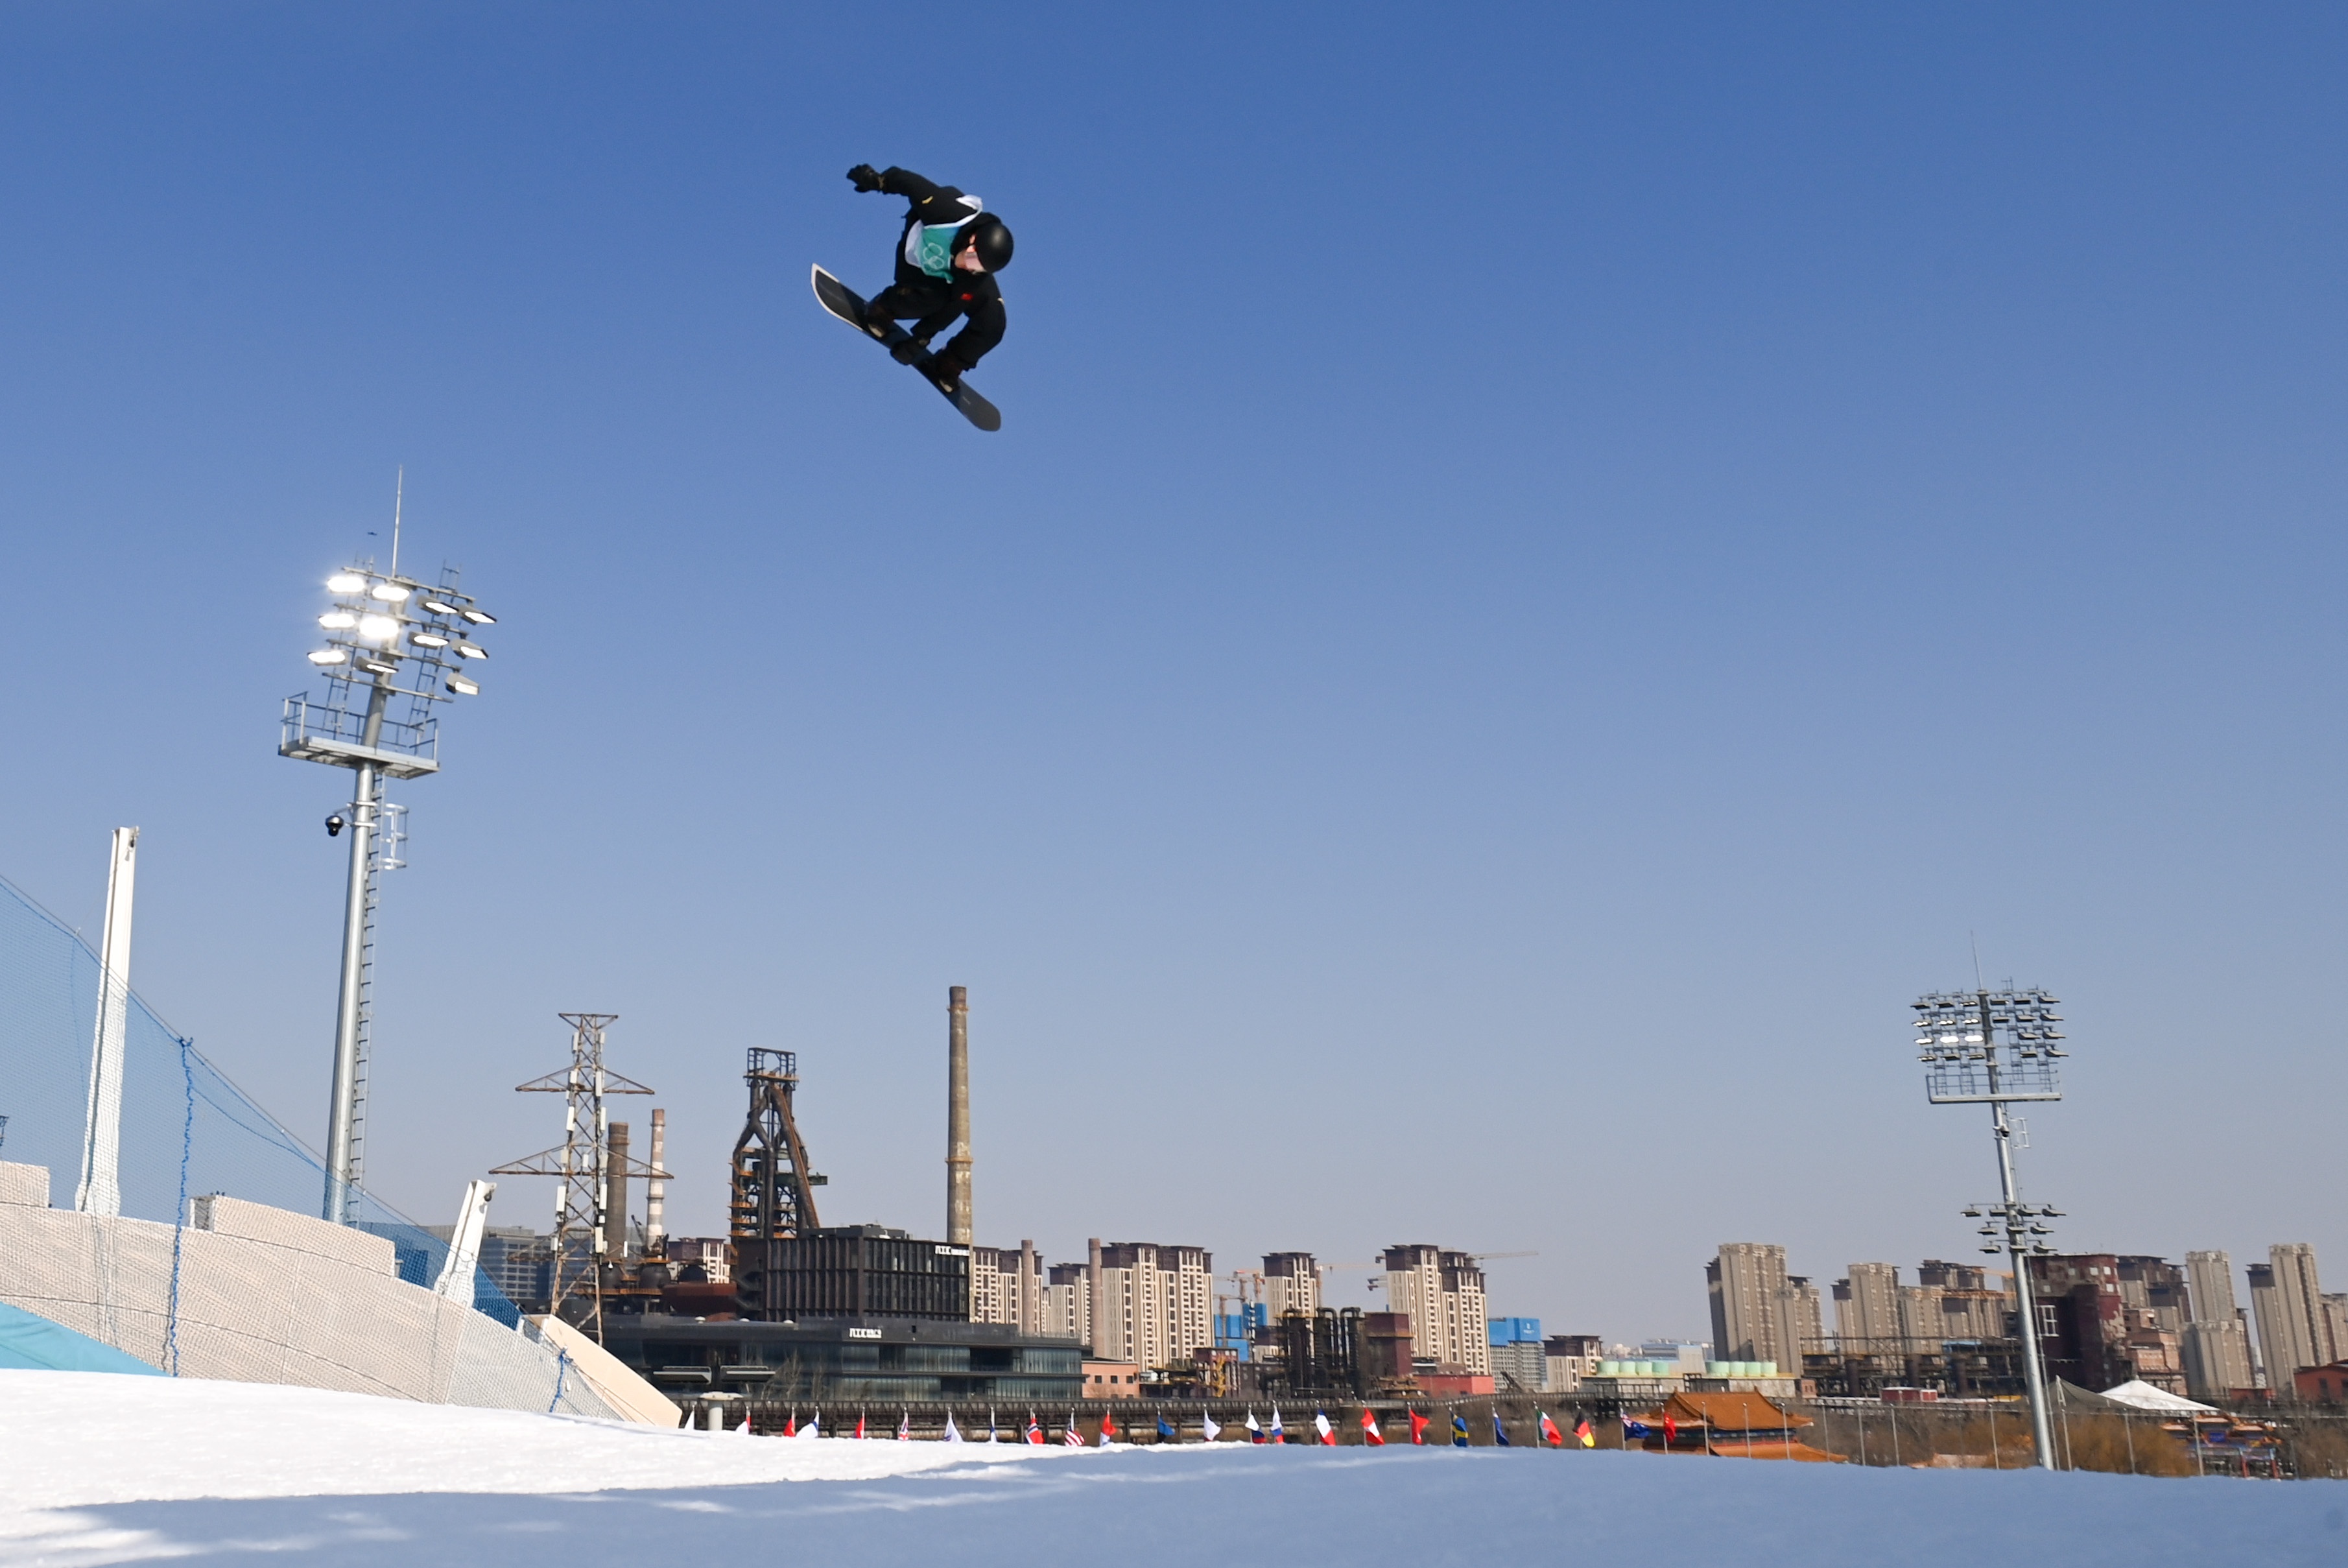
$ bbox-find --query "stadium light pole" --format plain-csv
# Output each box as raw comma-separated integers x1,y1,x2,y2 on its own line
1913,987,2067,1471
279,495,495,1223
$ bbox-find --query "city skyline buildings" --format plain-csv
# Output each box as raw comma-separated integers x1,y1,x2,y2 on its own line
1,7,2344,1343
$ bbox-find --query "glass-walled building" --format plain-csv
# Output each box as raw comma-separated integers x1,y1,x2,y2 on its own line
606,1314,1084,1404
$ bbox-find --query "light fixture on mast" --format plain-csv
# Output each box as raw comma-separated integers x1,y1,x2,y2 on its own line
1913,986,2069,1471
279,473,499,1223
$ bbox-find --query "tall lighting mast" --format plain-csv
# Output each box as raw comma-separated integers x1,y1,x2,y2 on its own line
280,490,495,1223
1912,987,2068,1471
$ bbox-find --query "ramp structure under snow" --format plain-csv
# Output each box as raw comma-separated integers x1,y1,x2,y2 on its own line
0,1161,668,1423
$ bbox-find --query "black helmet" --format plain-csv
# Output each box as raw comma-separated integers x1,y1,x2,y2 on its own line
962,216,1014,272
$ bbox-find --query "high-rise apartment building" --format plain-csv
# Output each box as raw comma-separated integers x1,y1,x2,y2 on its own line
1543,1333,1602,1393
1090,1242,1214,1370
2187,1252,2238,1321
1834,1263,1901,1348
1488,1317,1544,1393
1043,1261,1091,1346
2183,1318,2254,1399
2181,1250,2253,1399
1262,1253,1320,1321
2253,1244,2336,1385
2115,1256,2191,1335
969,1241,1045,1333
1382,1245,1491,1373
1917,1259,2008,1340
1783,1276,1825,1362
1707,1243,1799,1370
1898,1283,1946,1346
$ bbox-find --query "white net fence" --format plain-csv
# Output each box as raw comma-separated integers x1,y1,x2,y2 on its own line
0,870,623,1420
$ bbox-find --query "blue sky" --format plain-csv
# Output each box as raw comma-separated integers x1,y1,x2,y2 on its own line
1,3,2342,1340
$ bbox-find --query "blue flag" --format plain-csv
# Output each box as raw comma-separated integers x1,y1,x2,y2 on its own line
1492,1411,1511,1447
1451,1413,1470,1448
1157,1416,1176,1440
1623,1420,1652,1440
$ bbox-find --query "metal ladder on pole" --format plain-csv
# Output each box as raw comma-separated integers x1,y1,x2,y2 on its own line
343,792,404,1217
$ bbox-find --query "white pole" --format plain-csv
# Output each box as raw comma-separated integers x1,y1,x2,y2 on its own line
646,1108,667,1254
433,1179,497,1299
75,827,139,1217
323,756,378,1222
1981,990,2056,1472
324,676,390,1223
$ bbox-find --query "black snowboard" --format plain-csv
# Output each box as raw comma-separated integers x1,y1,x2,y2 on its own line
812,265,1001,432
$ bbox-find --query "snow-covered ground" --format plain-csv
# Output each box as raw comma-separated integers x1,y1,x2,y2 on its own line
1,1372,2340,1567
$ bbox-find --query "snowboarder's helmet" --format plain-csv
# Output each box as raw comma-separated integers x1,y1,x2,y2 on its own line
962,217,1014,272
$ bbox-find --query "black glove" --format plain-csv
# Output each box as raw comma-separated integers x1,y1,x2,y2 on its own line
846,163,883,193
889,336,925,364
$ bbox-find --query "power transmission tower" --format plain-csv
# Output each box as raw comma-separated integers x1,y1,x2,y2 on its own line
491,1013,665,1341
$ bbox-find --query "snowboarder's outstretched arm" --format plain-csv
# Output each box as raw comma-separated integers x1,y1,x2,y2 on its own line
846,164,968,215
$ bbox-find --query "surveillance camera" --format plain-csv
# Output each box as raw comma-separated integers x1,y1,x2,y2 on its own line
326,814,346,838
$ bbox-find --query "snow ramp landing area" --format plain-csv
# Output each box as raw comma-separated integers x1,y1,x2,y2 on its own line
3,1373,2343,1568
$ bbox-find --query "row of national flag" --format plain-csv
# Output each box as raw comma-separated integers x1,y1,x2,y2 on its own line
753,1407,1599,1447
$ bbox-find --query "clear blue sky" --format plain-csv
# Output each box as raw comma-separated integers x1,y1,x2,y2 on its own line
2,3,2341,1342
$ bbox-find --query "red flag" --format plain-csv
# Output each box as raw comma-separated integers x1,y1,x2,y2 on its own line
1407,1408,1430,1445
855,1413,867,1440
1537,1412,1562,1447
1664,1414,1679,1445
1100,1411,1119,1447
783,1412,798,1438
1573,1418,1595,1448
1361,1410,1385,1446
1025,1412,1045,1445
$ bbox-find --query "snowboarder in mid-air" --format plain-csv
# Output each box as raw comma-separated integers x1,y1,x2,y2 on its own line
843,163,1012,392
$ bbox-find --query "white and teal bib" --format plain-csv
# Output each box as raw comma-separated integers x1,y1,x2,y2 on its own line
903,198,984,280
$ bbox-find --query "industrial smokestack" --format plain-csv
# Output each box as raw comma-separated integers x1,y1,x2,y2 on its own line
946,986,973,1246
605,1121,631,1262
646,1108,667,1255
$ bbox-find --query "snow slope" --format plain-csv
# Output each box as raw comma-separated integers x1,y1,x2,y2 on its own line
2,1372,2340,1567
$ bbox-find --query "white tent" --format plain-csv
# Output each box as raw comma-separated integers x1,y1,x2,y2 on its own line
2063,1379,2218,1414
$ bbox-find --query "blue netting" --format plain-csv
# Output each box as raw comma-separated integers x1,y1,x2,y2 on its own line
0,870,521,1330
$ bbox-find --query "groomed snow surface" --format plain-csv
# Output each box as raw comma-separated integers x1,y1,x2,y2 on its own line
1,1372,2340,1566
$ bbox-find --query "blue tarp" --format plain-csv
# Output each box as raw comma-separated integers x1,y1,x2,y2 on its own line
0,1301,165,1375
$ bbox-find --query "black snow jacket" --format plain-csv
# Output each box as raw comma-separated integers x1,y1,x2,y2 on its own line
876,167,1006,365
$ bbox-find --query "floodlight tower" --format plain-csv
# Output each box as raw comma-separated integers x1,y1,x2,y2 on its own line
280,490,495,1223
1912,987,2069,1471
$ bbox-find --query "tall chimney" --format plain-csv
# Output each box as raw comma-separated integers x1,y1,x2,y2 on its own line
946,986,973,1246
605,1121,631,1262
645,1108,667,1255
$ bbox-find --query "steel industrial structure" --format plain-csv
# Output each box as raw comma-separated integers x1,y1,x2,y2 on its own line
1914,986,2069,1471
280,483,496,1222
729,1048,827,1319
491,1013,669,1340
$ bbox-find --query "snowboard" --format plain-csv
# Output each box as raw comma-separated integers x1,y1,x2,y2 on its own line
811,265,1002,433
